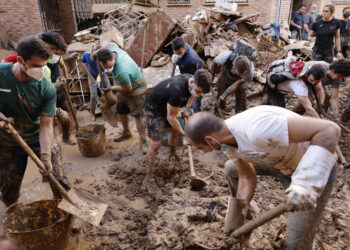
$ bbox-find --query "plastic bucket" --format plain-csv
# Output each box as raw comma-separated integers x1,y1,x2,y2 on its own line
77,124,106,157
3,200,72,250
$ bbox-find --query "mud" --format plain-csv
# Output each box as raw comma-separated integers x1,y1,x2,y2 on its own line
76,124,106,157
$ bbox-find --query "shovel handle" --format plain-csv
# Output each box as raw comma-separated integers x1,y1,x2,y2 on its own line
5,123,75,205
232,203,288,238
61,80,79,133
188,145,196,177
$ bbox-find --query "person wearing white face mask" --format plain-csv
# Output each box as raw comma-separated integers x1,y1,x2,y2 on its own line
303,3,318,40
142,69,212,192
0,37,64,210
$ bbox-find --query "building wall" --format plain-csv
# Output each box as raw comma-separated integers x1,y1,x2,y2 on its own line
58,0,77,43
0,0,43,42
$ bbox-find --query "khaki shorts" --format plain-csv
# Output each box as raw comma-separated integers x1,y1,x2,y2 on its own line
116,93,145,118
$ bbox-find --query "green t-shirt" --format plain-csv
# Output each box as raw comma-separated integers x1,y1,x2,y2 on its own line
107,43,146,96
0,63,57,146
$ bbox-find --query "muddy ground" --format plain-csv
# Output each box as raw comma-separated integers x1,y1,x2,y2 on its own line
1,78,350,249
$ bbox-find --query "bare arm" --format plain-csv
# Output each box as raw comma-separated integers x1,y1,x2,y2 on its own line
314,81,325,105
221,79,242,100
330,87,339,117
59,57,69,79
111,85,132,93
210,61,218,80
167,104,185,136
290,20,302,29
287,116,340,153
39,116,53,154
303,23,310,33
297,95,320,118
308,30,315,41
335,29,342,58
234,159,257,202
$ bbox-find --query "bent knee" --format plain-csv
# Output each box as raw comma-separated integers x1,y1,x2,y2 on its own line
225,160,238,177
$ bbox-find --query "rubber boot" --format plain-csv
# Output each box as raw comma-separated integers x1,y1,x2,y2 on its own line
224,197,248,235
56,108,76,145
90,98,97,122
169,146,179,160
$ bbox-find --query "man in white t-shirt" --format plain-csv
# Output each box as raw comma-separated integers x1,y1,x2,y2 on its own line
185,106,340,250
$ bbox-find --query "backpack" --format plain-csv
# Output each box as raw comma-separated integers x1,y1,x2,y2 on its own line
267,57,307,78
229,38,258,61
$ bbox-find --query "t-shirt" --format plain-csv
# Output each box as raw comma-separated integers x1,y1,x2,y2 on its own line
304,12,316,30
277,79,308,96
290,12,304,32
176,44,203,75
311,18,340,49
81,52,98,78
224,105,309,175
0,63,57,146
107,43,146,96
144,74,192,116
214,51,254,82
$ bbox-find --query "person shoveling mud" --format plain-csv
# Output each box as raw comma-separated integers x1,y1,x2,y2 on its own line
143,69,212,192
185,106,340,249
0,37,68,210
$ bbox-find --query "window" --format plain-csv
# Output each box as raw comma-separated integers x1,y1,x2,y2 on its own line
205,0,216,4
167,0,190,4
227,0,248,3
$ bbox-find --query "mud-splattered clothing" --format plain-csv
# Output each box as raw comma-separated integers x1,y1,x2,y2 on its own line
0,63,56,146
144,74,192,140
107,43,146,96
224,105,309,176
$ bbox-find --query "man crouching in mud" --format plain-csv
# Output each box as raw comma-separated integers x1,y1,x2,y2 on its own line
185,105,339,249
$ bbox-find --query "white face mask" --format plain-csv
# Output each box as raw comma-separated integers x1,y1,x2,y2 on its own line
48,53,60,64
105,66,114,73
23,63,45,81
189,86,199,97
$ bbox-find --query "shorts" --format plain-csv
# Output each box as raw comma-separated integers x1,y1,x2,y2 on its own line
312,46,333,63
116,93,145,118
144,107,170,140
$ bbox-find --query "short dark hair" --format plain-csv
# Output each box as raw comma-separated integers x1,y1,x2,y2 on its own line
16,37,50,61
329,59,350,77
97,48,114,64
324,4,335,13
343,6,350,13
185,112,224,144
309,64,326,80
298,4,306,10
234,55,250,75
40,32,67,52
193,69,212,93
309,3,317,8
172,37,185,51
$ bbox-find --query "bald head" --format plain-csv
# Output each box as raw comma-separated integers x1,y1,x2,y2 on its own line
185,112,224,144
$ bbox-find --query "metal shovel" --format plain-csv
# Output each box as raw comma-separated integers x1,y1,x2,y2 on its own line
188,144,207,190
1,121,108,226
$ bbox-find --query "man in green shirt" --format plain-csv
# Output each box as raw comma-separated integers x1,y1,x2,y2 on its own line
97,43,147,153
0,37,61,210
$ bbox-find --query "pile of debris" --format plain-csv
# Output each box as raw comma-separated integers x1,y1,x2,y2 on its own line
64,3,313,106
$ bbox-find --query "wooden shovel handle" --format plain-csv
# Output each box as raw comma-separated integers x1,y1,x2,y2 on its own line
5,123,75,205
232,203,288,238
61,80,79,133
188,145,196,177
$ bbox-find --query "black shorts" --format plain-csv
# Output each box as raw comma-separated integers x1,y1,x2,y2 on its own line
144,107,170,140
312,46,333,63
116,93,145,118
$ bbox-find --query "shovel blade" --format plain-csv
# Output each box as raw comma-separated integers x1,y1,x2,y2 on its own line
58,188,108,227
189,177,207,190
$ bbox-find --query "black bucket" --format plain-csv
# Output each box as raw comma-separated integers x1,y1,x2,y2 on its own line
3,200,72,250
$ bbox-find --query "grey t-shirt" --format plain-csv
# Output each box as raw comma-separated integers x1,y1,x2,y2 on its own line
304,12,316,30
214,51,254,82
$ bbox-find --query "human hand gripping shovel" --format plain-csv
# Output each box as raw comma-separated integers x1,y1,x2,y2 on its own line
0,118,108,226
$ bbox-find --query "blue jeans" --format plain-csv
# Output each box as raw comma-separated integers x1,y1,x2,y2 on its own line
225,159,337,250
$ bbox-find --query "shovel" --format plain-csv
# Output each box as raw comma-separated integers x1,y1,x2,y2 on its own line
232,202,288,238
188,144,207,190
0,121,108,226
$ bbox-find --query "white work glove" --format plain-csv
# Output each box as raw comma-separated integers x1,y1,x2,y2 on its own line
285,145,337,211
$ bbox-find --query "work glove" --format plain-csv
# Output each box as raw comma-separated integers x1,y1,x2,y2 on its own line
40,152,53,182
285,184,317,211
317,104,326,116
